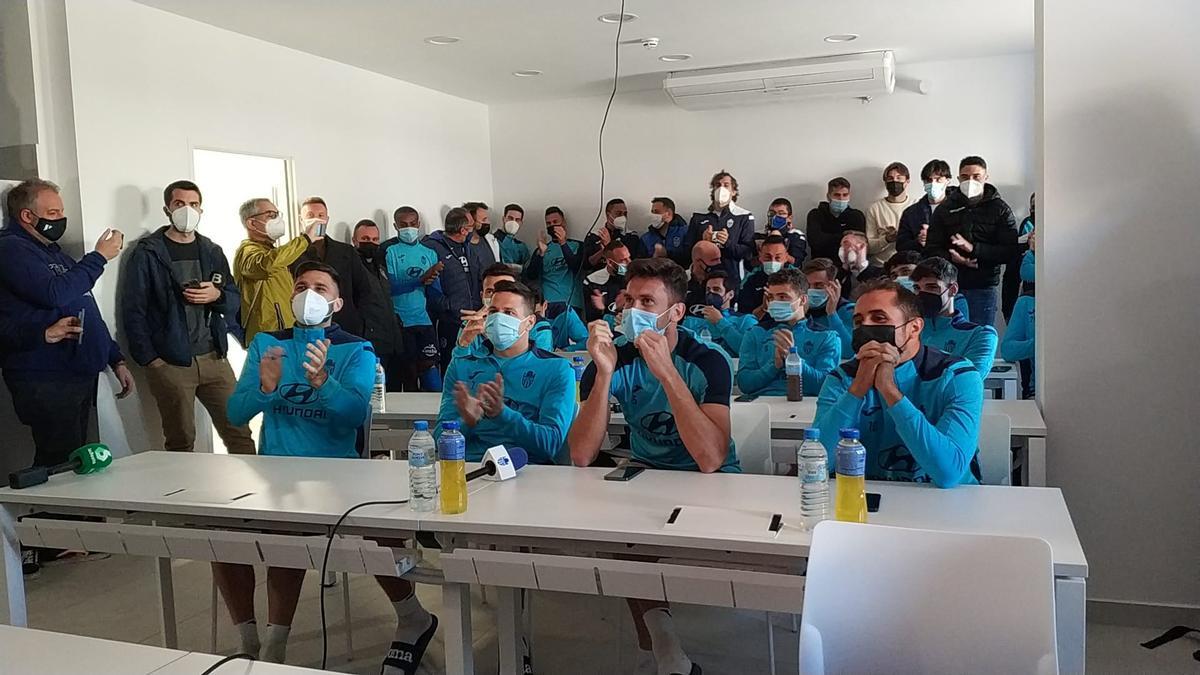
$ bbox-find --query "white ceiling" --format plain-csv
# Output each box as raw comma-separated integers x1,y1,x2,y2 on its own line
132,0,1033,104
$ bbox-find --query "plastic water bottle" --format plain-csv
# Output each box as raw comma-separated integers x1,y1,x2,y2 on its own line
699,326,713,343
834,428,867,523
407,421,437,512
798,428,830,529
785,346,803,402
438,421,468,515
571,356,586,402
371,358,386,413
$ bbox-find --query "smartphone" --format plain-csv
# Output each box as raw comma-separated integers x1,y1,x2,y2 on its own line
867,492,881,513
74,308,85,342
604,465,645,482
183,279,202,290
734,393,759,403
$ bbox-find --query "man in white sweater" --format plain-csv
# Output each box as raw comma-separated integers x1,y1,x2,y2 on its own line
865,161,913,266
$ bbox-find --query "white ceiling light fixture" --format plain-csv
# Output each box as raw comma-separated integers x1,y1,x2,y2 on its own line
513,70,543,77
823,34,859,43
598,12,638,24
659,54,692,63
424,36,460,45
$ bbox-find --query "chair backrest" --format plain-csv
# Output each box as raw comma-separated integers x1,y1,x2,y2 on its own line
978,413,1012,485
800,521,1058,675
729,402,772,474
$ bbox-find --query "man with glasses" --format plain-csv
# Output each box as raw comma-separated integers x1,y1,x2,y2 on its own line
233,198,322,343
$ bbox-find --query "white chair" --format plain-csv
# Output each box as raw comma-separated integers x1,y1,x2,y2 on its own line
978,413,1013,486
799,521,1058,675
730,402,773,475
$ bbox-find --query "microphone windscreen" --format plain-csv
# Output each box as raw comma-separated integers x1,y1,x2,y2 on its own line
507,446,529,471
71,443,113,474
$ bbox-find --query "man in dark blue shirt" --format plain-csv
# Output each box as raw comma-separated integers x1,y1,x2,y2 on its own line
686,171,756,282
765,197,809,265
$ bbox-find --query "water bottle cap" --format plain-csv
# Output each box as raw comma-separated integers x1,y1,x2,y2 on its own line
788,346,798,353
572,356,584,364
839,428,860,440
413,420,429,431
803,428,820,441
442,421,460,431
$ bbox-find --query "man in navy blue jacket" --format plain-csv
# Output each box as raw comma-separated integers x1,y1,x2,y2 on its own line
121,180,254,455
686,170,756,282
0,179,134,469
422,207,495,369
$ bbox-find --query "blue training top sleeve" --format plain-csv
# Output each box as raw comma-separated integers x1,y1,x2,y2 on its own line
814,368,867,465
964,325,999,377
227,334,275,427
1001,296,1035,362
476,359,576,464
885,366,984,488
801,328,842,394
314,342,374,429
735,326,779,396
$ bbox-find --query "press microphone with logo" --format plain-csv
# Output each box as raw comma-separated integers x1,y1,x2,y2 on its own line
465,445,528,483
8,443,114,489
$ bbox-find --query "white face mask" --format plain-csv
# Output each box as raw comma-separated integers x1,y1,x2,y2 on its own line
839,247,868,272
960,179,984,200
649,214,666,230
714,186,732,207
502,219,520,235
291,288,334,326
265,216,287,241
170,205,201,234
611,215,627,231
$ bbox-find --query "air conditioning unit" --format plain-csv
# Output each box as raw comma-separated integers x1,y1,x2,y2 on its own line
663,51,895,111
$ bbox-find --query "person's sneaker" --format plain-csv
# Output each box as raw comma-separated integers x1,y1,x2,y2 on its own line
21,549,39,578
522,636,534,674
381,614,438,675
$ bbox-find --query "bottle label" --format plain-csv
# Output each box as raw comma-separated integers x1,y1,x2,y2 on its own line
439,434,466,461
801,462,826,483
836,445,865,477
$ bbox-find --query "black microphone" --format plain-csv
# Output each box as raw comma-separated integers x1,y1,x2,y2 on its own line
465,446,529,482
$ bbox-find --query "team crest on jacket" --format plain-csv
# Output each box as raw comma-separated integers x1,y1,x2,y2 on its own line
944,340,957,353
522,370,535,388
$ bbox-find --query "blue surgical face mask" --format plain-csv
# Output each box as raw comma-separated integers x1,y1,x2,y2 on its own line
769,214,789,230
484,312,526,351
621,307,670,340
895,276,916,291
767,300,798,322
806,288,829,309
397,227,420,244
762,260,784,274
615,263,628,276
829,199,850,216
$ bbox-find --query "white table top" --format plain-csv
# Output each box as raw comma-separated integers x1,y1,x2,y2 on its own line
381,393,1047,437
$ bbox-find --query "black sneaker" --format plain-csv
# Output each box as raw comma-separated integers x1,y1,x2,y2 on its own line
381,614,438,675
522,636,533,674
22,549,39,578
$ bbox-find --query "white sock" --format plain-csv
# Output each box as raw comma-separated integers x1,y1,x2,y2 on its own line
235,620,260,658
261,623,291,664
643,608,692,675
392,592,434,644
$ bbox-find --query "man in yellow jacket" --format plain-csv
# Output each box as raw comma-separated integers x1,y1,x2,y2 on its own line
233,198,320,343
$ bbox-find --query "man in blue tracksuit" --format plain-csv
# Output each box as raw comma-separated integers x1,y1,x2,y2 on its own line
815,279,984,487
525,206,584,310
437,280,576,464
452,263,552,358
910,257,998,377
495,203,532,268
737,269,841,397
422,207,493,370
1003,235,1036,399
681,270,756,357
544,300,588,350
641,197,691,267
224,261,436,673
687,171,756,282
802,257,855,355
0,179,135,472
384,206,444,391
736,234,794,313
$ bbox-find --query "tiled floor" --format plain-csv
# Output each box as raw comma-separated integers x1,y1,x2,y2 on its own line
18,553,1200,674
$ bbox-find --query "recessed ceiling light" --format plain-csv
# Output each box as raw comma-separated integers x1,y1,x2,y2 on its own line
823,34,858,43
659,54,692,63
598,12,638,24
513,70,543,77
424,36,460,45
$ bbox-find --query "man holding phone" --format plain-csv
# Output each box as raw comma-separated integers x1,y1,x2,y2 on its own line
814,279,984,488
121,180,254,455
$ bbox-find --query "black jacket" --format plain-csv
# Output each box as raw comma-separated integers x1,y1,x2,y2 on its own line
686,205,756,281
805,203,866,262
582,227,646,271
896,196,938,255
121,227,240,367
582,268,627,323
736,268,769,313
421,231,493,321
926,185,1019,290
359,252,404,357
291,237,398,354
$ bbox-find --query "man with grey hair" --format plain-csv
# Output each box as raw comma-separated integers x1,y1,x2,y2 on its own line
0,177,134,497
232,197,319,343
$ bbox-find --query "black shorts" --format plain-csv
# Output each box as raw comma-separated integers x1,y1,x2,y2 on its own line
402,324,440,363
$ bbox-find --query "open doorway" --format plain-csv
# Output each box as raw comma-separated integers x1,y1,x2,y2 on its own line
191,148,294,453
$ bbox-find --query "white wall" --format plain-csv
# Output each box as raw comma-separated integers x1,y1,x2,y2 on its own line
1040,2,1200,609
62,0,493,456
489,54,1034,241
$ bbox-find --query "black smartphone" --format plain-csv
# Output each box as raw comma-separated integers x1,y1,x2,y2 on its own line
867,492,881,513
75,308,85,342
183,279,202,290
604,465,645,482
734,393,759,402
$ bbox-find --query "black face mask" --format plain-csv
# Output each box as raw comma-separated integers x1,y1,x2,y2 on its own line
852,321,916,355
916,291,945,320
477,222,491,237
356,242,379,262
34,215,68,242
885,181,906,197
705,292,725,309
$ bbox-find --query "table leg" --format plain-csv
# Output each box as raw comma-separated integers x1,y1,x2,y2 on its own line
1025,437,1047,487
156,557,178,649
0,505,27,626
442,582,475,675
1054,576,1086,674
1003,379,1019,400
497,586,521,675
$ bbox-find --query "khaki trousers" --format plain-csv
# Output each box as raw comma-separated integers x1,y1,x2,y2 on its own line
145,352,255,454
